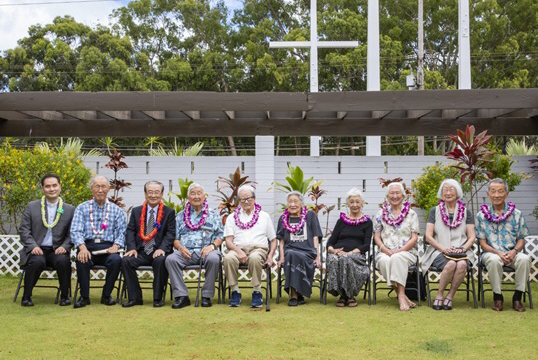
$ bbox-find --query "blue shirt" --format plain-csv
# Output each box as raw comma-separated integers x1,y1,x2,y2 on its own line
475,203,530,252
42,201,58,247
176,207,224,252
70,199,127,248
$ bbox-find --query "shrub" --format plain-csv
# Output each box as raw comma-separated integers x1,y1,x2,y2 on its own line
412,164,463,212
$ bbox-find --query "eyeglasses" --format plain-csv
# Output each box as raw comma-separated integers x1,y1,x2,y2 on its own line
146,191,162,196
239,196,254,203
92,185,109,191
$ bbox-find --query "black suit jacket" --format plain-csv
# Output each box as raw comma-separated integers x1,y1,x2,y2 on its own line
125,204,176,253
18,199,75,265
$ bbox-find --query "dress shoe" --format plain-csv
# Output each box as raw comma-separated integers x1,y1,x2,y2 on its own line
122,299,143,308
153,299,165,308
512,300,525,312
172,296,191,309
21,297,34,307
59,297,71,306
100,296,116,306
288,298,298,307
432,298,443,310
492,300,503,311
74,297,90,308
201,297,212,307
297,295,305,305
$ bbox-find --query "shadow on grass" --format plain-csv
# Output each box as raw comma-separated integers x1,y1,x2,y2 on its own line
419,339,454,355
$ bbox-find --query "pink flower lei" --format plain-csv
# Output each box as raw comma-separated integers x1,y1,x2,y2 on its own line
282,207,308,234
438,200,466,229
481,202,516,223
340,212,370,225
89,198,110,235
234,203,262,230
381,201,410,227
184,200,209,231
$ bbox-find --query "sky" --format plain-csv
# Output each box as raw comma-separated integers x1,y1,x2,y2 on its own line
0,0,243,52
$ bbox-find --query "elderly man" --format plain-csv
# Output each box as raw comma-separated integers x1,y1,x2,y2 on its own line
121,181,176,308
18,174,75,306
165,183,223,308
476,178,531,312
71,175,127,308
223,185,277,308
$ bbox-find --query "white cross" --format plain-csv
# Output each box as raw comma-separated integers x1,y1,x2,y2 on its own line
269,0,358,156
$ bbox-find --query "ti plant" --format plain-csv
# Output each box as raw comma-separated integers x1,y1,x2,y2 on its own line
104,149,131,210
214,167,256,217
162,178,194,213
308,185,335,237
378,177,415,206
271,165,322,195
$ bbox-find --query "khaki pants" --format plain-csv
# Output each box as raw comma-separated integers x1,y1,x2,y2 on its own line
481,252,531,294
376,251,417,287
223,244,268,288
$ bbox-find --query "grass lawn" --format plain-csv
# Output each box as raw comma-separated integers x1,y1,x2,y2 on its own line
0,275,536,360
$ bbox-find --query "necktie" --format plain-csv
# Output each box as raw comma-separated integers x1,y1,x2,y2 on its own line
144,209,155,255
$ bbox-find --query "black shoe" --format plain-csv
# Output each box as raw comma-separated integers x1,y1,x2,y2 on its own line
100,296,116,306
21,297,34,307
59,297,71,306
297,295,305,305
74,297,90,308
288,298,298,307
172,296,191,309
122,299,143,308
201,297,212,307
153,299,165,308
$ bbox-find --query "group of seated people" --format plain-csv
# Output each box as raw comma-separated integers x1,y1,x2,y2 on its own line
18,173,532,312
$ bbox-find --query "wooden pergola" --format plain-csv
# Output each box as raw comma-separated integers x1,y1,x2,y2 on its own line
1,88,537,137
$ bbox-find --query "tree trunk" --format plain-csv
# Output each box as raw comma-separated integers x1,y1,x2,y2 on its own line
295,137,300,155
351,137,356,155
276,136,280,156
227,136,237,156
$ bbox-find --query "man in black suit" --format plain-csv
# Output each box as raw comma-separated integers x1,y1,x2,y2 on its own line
121,181,176,307
18,174,75,306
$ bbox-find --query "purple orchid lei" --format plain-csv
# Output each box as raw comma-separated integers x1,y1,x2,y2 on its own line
381,201,410,227
438,200,466,229
340,212,370,225
481,202,516,223
184,200,209,231
282,207,308,234
234,203,262,230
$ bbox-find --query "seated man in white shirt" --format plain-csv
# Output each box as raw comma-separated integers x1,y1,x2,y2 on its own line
223,185,277,308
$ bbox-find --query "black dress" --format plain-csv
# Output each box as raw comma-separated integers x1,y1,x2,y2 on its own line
276,210,323,298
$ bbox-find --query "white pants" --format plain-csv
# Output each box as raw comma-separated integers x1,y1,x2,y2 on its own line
481,252,531,294
376,251,417,287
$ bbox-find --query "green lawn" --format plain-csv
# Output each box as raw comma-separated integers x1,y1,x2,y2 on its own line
0,276,536,360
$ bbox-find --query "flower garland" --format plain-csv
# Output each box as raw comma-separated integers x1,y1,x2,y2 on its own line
184,200,209,231
381,201,410,227
234,203,261,230
340,212,370,226
41,196,64,229
282,207,308,234
481,202,516,223
89,198,110,236
139,201,165,242
438,200,466,229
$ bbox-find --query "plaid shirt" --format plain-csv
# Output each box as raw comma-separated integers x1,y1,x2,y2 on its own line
476,203,530,252
70,199,127,248
176,207,224,252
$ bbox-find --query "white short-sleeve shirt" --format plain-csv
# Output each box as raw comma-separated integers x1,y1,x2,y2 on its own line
224,208,276,248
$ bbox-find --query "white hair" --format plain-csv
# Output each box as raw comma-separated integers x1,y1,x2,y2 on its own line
187,182,204,195
238,184,256,198
488,178,509,193
91,175,109,186
287,191,304,204
437,179,463,199
346,187,365,203
385,182,405,197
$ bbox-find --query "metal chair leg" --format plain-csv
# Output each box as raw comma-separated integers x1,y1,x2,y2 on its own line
265,267,270,312
416,269,421,307
13,270,25,302
471,267,477,308
425,271,431,307
527,279,533,309
276,266,281,304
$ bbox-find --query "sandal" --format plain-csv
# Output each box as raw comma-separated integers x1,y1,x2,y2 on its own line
443,298,453,310
432,298,443,310
336,298,347,307
347,298,358,307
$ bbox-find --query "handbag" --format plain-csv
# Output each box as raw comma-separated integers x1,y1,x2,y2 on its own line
443,252,468,261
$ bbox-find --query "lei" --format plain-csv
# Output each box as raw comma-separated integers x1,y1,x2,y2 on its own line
340,212,370,226
89,198,110,236
139,201,165,242
382,201,410,227
282,207,308,234
234,203,261,230
481,202,516,224
41,196,64,229
184,200,209,231
438,200,466,229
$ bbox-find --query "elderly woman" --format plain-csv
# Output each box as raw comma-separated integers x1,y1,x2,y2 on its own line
326,188,372,307
374,182,419,311
276,191,322,306
422,179,475,310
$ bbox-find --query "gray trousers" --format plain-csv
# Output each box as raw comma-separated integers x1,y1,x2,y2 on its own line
165,250,221,298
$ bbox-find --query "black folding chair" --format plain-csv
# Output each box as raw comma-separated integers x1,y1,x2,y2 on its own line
13,266,70,304
176,260,223,306
120,265,169,304
73,265,122,303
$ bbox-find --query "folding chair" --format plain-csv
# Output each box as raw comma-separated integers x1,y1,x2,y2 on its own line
120,265,169,304
177,261,224,306
73,265,122,303
422,241,477,308
13,266,70,304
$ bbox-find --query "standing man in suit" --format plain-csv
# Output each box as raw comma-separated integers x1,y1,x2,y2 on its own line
121,181,176,308
18,174,75,306
71,175,127,308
